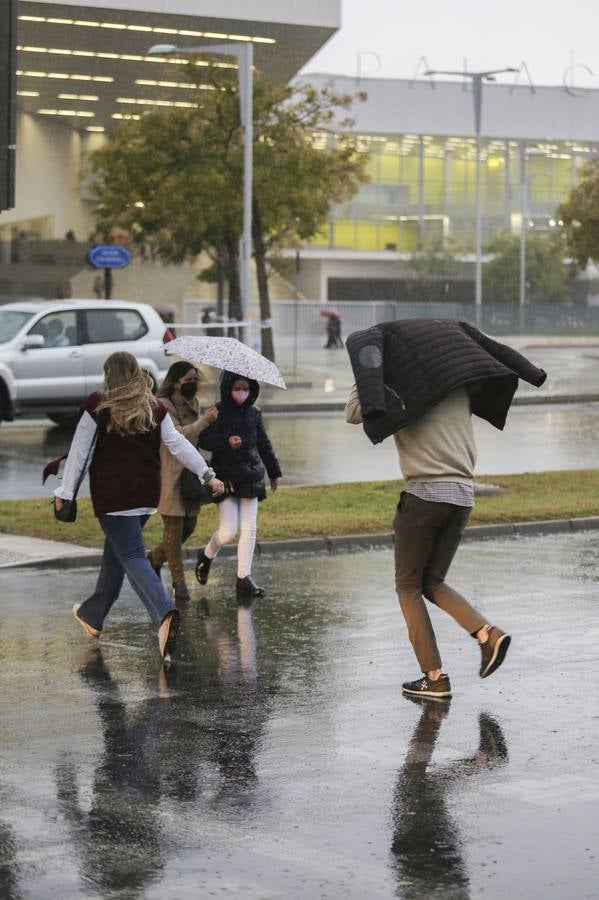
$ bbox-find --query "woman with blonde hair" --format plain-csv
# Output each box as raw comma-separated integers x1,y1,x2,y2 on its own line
53,351,224,660
148,360,218,602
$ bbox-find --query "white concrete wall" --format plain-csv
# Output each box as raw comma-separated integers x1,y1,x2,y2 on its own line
21,0,341,27
289,255,408,302
0,112,101,239
305,73,599,142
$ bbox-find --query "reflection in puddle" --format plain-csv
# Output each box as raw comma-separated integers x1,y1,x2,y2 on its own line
390,700,508,899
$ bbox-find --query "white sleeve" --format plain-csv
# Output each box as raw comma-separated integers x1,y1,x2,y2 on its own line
54,411,97,500
160,414,215,481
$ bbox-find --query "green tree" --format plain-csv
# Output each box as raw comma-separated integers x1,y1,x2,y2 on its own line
482,233,569,306
89,67,367,360
558,157,599,271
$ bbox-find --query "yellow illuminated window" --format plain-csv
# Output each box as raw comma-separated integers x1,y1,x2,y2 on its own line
354,222,379,251
332,221,356,249
379,153,400,184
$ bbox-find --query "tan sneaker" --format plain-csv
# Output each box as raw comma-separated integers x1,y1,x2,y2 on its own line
72,603,101,639
158,611,179,660
479,625,511,678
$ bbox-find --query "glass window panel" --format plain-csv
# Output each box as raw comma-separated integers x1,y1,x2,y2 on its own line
379,223,400,251
379,152,400,184
332,220,356,249
354,221,379,251
423,158,443,206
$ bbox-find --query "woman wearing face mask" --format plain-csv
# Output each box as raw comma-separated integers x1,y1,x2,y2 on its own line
196,370,282,597
148,361,219,602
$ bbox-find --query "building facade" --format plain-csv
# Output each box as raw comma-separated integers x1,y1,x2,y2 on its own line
0,0,340,246
292,73,599,301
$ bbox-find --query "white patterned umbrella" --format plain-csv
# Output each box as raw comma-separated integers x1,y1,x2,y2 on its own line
165,335,287,389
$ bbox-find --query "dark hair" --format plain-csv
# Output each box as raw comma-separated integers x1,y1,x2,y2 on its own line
156,361,199,399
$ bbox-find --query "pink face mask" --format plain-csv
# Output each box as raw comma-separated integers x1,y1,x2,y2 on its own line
232,389,249,405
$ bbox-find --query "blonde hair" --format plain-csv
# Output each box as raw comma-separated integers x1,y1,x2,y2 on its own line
97,351,157,435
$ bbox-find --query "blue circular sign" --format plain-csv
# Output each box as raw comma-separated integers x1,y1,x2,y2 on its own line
87,244,132,269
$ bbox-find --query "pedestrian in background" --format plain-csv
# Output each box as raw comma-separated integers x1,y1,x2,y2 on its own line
54,351,224,659
148,361,219,603
324,312,343,348
196,371,282,598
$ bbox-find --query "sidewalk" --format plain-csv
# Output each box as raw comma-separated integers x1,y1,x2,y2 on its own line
0,533,97,569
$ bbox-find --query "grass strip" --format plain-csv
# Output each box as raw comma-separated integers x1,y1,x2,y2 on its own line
0,470,598,549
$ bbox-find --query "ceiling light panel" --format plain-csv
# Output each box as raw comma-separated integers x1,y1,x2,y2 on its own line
58,93,99,101
17,70,114,83
17,45,238,68
18,15,276,44
38,108,95,117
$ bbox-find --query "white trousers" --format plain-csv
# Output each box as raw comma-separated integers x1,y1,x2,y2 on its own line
205,496,258,578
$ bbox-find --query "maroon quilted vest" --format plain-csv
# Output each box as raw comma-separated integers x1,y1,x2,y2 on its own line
84,392,167,516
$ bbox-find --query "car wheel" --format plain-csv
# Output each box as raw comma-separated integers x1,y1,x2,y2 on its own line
0,379,11,423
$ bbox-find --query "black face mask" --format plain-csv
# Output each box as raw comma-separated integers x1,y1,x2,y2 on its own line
180,381,197,399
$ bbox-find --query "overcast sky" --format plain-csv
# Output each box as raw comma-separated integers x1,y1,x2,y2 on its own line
302,0,599,90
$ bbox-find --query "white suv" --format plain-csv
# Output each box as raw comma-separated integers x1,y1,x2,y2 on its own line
0,299,172,425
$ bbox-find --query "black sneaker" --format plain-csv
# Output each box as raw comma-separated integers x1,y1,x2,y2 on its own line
195,551,212,585
402,673,452,699
479,625,511,678
236,576,265,597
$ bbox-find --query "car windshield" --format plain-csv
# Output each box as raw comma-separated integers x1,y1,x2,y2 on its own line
0,310,35,344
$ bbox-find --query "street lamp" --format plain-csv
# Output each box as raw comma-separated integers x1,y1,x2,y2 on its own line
148,41,253,343
425,67,517,326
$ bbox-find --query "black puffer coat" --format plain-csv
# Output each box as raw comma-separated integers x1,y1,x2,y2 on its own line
198,370,282,501
346,319,547,444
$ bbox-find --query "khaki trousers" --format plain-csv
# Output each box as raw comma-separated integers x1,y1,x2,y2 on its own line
393,492,486,673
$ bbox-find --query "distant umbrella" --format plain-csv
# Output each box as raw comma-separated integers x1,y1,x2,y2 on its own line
320,308,341,320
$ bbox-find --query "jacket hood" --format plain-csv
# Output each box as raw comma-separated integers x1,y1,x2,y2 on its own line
219,370,260,409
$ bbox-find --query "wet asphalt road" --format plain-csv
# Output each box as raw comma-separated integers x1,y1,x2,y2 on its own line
1,531,598,898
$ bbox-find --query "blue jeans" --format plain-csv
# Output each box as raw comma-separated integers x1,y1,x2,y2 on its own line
77,515,176,631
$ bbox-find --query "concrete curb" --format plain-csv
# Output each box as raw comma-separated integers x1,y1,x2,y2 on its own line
17,514,599,570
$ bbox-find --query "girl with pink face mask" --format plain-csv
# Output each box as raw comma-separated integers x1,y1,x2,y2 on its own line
196,370,282,597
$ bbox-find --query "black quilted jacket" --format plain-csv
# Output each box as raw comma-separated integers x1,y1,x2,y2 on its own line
346,319,547,444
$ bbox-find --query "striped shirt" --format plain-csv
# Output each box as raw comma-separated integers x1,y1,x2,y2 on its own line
405,481,474,508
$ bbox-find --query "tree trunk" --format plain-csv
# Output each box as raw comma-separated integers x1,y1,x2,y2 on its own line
216,259,225,319
252,200,275,362
225,240,242,336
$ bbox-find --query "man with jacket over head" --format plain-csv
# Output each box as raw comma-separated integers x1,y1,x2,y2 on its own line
345,318,547,699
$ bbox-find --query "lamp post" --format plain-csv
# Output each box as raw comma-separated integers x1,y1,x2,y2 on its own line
148,41,254,344
425,67,517,327
519,142,528,332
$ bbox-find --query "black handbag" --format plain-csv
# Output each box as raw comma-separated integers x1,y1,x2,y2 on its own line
179,468,217,506
54,497,78,523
